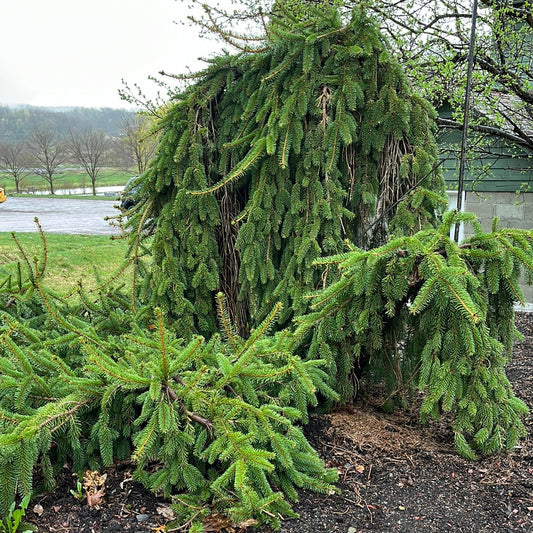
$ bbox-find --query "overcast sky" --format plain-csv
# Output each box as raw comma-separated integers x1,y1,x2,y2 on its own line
0,0,226,109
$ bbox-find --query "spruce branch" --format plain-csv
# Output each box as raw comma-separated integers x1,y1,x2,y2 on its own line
165,383,215,433
301,219,531,457
188,138,267,195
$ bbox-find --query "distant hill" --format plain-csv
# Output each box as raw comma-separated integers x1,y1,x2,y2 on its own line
0,105,136,141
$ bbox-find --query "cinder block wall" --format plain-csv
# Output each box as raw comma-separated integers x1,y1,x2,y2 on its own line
462,191,533,303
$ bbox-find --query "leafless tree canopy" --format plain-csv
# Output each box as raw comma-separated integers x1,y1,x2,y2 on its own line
26,127,68,195
118,113,158,175
0,141,31,193
68,129,109,195
0,106,139,194
364,0,533,151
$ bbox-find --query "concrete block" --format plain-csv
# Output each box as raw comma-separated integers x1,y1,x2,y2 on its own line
496,193,518,204
495,204,525,220
500,219,533,231
465,191,492,204
514,192,533,203
466,202,496,220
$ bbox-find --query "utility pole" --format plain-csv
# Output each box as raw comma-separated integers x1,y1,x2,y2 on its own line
454,0,479,242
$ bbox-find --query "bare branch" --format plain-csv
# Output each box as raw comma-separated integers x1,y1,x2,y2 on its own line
438,117,532,151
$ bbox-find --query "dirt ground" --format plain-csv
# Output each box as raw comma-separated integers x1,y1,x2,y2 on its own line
26,313,533,533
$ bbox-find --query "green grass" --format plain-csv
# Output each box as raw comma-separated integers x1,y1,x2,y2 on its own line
0,168,135,195
0,232,132,295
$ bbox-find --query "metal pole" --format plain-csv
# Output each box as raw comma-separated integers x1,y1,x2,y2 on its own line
454,0,479,242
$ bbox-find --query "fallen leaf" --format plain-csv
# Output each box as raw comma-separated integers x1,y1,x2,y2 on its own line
83,470,107,491
355,464,365,473
33,504,44,516
236,518,258,528
87,488,105,508
83,469,107,507
156,505,176,520
202,512,233,532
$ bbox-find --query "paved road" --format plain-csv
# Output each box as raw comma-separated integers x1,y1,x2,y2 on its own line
0,197,122,235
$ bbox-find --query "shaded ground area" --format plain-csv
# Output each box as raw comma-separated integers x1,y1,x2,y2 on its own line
27,313,533,532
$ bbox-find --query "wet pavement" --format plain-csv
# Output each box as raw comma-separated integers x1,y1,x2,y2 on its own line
0,197,122,235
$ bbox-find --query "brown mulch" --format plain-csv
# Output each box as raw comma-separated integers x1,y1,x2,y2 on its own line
27,313,533,533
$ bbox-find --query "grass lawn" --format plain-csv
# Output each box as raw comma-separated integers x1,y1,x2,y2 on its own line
0,232,132,296
0,168,135,195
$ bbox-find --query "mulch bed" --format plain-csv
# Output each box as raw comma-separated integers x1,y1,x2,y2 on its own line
27,313,533,532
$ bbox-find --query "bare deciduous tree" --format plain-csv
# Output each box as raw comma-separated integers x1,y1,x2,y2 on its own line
27,127,67,194
118,113,158,175
0,140,31,193
68,128,109,196
361,0,533,152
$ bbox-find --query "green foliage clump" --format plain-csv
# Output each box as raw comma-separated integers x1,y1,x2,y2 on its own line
129,4,446,338
124,1,531,463
296,211,532,459
1,4,532,530
0,494,34,533
0,240,337,528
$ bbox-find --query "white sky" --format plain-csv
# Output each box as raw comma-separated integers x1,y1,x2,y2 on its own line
0,0,227,109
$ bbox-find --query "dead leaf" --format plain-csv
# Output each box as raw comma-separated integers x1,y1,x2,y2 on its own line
156,505,176,520
83,470,107,491
86,488,105,508
33,504,44,516
236,518,258,528
355,464,365,473
83,470,107,507
202,512,234,532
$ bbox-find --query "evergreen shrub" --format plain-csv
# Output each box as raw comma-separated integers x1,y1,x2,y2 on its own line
125,3,531,461
295,211,532,459
0,235,337,528
1,3,532,530
128,5,446,339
